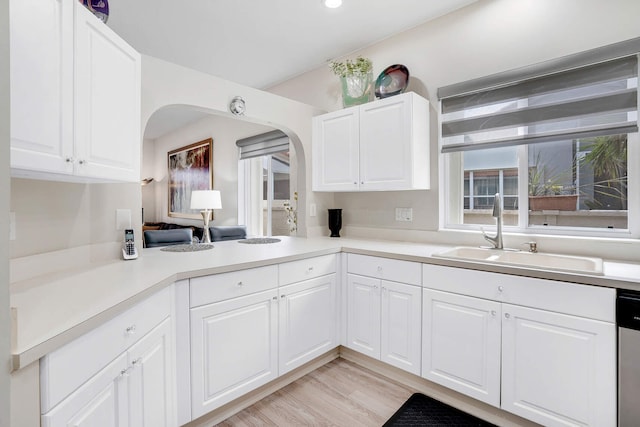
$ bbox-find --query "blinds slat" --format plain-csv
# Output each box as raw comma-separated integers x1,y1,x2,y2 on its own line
438,37,640,100
439,45,639,154
442,90,637,138
441,123,638,153
236,130,289,160
442,57,637,114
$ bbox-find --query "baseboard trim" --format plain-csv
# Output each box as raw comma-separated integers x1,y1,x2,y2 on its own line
339,347,538,427
184,348,340,427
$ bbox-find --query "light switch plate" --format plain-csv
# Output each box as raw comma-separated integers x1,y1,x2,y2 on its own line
395,207,413,222
309,203,317,217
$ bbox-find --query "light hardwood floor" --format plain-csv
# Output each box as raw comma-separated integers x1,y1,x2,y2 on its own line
216,358,415,426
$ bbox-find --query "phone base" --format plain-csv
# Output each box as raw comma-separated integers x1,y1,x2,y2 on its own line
122,247,138,260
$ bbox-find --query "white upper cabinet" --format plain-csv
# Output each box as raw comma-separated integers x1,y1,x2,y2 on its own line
74,3,141,182
312,108,360,191
312,92,430,192
10,0,74,176
10,0,141,182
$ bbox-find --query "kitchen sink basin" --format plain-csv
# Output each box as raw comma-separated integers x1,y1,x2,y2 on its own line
433,246,604,275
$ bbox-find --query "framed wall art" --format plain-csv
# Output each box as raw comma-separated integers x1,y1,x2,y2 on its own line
167,138,213,219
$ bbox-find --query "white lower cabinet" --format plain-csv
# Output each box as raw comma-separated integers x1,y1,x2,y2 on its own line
190,289,278,419
422,289,501,407
42,317,175,427
188,256,338,420
346,273,422,375
421,264,616,427
128,318,176,427
42,353,128,427
279,274,337,375
346,274,380,359
501,303,616,427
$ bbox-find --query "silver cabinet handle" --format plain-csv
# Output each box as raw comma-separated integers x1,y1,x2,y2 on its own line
125,325,136,335
281,294,286,299
272,296,278,301
131,358,142,366
120,366,132,377
237,281,243,287
491,310,497,317
78,159,86,165
498,286,504,292
504,313,510,319
65,157,74,163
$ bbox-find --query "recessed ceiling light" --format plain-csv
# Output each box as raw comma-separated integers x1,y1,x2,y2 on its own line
323,0,343,9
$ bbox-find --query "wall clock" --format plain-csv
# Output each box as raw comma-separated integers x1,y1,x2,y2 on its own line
229,96,246,116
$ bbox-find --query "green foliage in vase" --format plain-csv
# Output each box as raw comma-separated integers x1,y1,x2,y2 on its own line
328,56,373,77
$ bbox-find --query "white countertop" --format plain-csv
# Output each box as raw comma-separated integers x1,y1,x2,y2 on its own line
10,236,640,370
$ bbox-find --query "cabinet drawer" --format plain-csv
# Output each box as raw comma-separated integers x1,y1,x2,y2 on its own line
279,254,337,285
40,285,172,413
422,264,615,322
190,265,278,307
348,254,421,286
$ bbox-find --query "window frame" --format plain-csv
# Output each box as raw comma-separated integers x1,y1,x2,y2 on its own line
440,128,639,239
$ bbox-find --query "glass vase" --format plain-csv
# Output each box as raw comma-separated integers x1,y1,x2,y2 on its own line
340,73,373,107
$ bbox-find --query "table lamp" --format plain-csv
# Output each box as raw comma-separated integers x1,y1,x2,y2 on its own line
190,190,222,244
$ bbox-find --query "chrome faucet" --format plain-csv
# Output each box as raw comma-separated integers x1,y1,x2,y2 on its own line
482,193,503,250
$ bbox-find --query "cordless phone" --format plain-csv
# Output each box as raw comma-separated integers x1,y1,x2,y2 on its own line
122,229,139,260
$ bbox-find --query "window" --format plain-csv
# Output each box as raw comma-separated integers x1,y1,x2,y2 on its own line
440,38,639,236
237,130,292,237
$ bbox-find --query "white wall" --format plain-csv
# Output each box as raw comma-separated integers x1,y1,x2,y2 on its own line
144,114,274,227
9,180,141,260
267,0,640,258
0,0,10,423
140,55,332,237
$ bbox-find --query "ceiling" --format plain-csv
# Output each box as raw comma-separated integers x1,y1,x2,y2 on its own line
106,0,477,138
108,0,476,89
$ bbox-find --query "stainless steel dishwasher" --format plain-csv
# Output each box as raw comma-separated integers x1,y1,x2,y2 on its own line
618,290,640,427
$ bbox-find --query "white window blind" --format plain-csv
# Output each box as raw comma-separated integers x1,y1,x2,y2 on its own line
236,130,289,159
439,38,640,153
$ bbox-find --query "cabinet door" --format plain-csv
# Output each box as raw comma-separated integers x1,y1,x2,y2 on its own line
128,318,176,427
74,2,141,182
501,304,616,427
42,354,129,427
380,281,422,375
10,0,74,175
422,289,501,406
359,94,412,190
190,290,278,419
312,107,359,191
279,274,337,374
346,274,381,359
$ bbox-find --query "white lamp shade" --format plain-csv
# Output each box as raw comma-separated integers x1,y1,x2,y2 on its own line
190,190,222,210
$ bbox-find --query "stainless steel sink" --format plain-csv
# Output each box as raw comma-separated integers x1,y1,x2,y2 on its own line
433,246,604,275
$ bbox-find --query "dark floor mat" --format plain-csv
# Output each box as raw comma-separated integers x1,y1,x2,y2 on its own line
383,393,497,426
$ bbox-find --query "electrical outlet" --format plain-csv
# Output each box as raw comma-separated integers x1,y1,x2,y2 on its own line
395,207,413,222
9,212,16,240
